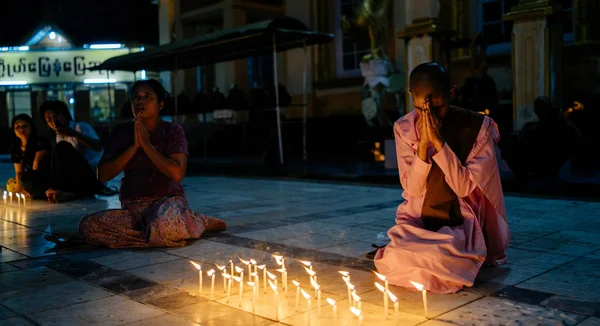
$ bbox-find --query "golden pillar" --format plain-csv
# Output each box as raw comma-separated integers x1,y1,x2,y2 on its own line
503,0,563,131
398,18,454,111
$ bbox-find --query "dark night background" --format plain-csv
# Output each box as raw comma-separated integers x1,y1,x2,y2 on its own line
0,0,159,46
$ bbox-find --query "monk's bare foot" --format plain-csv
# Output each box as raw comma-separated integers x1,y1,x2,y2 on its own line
45,189,75,204
205,217,227,232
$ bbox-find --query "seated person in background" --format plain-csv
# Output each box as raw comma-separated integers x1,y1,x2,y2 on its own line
374,62,510,294
40,100,115,203
78,79,226,248
8,114,51,198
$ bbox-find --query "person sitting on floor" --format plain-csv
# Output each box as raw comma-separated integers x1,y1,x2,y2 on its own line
7,114,52,199
373,62,510,294
78,79,226,248
40,100,116,202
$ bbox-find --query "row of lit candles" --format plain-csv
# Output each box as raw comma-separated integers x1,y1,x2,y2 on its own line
189,254,429,325
3,191,27,207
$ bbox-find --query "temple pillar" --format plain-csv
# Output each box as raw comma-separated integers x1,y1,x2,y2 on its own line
503,0,563,131
397,17,454,111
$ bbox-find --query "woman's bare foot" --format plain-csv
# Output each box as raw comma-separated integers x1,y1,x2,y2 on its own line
205,217,227,232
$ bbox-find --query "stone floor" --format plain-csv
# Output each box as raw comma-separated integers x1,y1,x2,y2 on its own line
0,163,599,326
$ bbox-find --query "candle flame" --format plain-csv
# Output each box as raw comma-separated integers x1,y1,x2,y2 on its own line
250,272,257,277
350,306,362,317
223,273,232,279
386,289,398,303
326,298,336,306
338,271,349,277
189,261,202,270
409,281,425,291
303,266,316,276
275,268,286,273
346,282,356,291
207,269,215,276
247,281,255,287
268,279,278,292
232,276,242,283
310,277,320,290
266,271,277,280
342,275,350,284
257,264,266,270
373,271,387,282
215,264,225,271
272,254,284,264
300,288,311,300
250,259,257,264
374,282,386,292
292,280,300,287
298,260,312,267
239,258,250,265
235,266,244,273
351,291,361,302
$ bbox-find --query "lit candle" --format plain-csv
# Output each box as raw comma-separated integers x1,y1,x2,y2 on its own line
21,194,26,207
351,291,362,310
266,270,277,288
216,264,226,292
17,193,21,206
268,279,279,321
189,261,202,294
298,260,313,271
224,273,232,303
229,260,234,275
338,271,350,281
387,289,399,324
232,275,243,306
8,192,12,205
374,272,389,312
207,269,216,301
326,298,337,324
257,264,267,294
235,266,244,284
239,257,251,281
3,191,6,205
375,282,388,318
251,272,259,299
350,306,363,326
250,259,257,274
345,280,355,305
303,266,317,283
310,277,321,315
273,254,287,291
248,281,256,312
410,281,428,318
292,280,301,311
300,288,311,326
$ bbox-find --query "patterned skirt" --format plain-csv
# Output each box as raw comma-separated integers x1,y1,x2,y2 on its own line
79,196,208,248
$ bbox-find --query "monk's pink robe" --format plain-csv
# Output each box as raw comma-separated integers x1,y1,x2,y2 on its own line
374,110,510,294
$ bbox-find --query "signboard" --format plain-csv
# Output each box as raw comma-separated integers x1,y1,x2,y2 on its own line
0,48,141,84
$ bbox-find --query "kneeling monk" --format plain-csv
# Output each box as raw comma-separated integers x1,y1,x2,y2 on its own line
374,62,510,294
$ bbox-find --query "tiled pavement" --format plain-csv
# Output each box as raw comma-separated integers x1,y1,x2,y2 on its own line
1,163,599,325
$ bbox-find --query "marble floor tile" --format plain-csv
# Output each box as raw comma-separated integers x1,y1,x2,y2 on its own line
0,266,73,293
435,296,585,326
0,316,36,325
0,280,113,314
319,241,374,259
0,247,28,263
516,266,600,301
0,305,16,320
505,247,577,269
513,234,600,257
124,314,200,326
235,228,304,242
578,317,600,326
29,295,164,326
273,234,355,250
0,263,19,274
541,295,600,317
475,264,549,286
90,250,181,271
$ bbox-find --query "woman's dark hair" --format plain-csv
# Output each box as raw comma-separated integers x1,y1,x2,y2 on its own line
10,113,38,157
130,79,167,103
39,100,73,122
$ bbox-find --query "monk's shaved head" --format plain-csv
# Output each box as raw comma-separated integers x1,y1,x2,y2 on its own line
409,62,451,96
